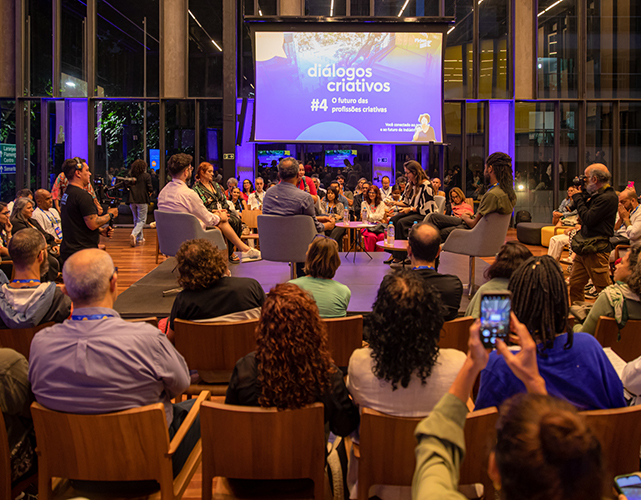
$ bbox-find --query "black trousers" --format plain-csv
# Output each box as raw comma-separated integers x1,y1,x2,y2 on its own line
428,213,469,242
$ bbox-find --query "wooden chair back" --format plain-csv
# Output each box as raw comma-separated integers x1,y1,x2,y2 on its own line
594,316,641,362
241,209,261,229
200,401,326,500
173,318,258,372
439,316,475,353
459,407,499,499
322,315,363,368
126,316,159,328
581,404,641,478
30,401,177,499
0,322,55,361
0,411,10,500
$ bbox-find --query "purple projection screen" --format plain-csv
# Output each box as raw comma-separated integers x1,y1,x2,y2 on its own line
254,31,443,144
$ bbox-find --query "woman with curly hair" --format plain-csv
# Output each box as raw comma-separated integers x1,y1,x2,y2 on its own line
165,238,265,344
226,283,359,437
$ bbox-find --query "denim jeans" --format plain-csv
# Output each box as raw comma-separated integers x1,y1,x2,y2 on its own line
130,203,148,242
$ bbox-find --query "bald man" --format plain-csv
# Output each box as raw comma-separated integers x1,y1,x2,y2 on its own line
32,189,63,241
28,249,199,478
568,163,618,304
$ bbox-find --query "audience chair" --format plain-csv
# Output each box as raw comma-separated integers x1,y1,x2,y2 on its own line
200,401,325,500
126,317,159,328
173,318,258,397
257,215,317,279
442,212,512,298
581,404,641,478
31,390,210,500
241,209,261,248
154,210,227,264
358,405,498,500
434,195,446,215
0,322,54,361
322,315,363,369
594,316,641,363
0,259,14,280
611,244,631,275
438,317,475,353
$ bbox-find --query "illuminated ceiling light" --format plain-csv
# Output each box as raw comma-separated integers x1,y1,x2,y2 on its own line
330,0,334,16
212,40,222,51
189,9,222,52
447,26,456,35
538,0,564,17
66,81,76,87
518,184,525,191
258,9,263,16
397,0,411,17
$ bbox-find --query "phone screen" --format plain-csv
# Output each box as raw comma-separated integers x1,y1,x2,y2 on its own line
480,293,511,349
616,474,641,499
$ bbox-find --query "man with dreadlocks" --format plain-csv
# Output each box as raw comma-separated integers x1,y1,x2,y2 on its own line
568,163,618,304
427,152,516,241
474,255,625,411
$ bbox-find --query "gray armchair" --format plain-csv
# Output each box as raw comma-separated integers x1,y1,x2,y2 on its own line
154,210,226,262
442,211,512,297
257,214,317,279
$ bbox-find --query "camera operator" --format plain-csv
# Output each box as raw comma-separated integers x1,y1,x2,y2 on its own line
59,158,119,265
569,163,618,304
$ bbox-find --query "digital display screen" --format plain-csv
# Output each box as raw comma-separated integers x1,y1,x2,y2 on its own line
325,149,357,168
617,475,641,500
480,294,511,348
254,31,443,144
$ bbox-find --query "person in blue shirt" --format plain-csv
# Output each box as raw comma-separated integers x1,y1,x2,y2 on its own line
475,255,626,411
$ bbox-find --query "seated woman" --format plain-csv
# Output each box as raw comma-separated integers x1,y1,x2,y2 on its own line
574,245,641,334
320,185,347,250
0,202,12,260
289,235,351,318
465,241,532,318
413,317,605,500
10,197,60,281
225,283,359,437
165,238,265,344
230,187,247,214
360,185,387,252
448,187,473,217
241,179,254,203
475,256,626,411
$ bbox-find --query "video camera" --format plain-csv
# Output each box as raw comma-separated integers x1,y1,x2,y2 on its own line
94,175,136,208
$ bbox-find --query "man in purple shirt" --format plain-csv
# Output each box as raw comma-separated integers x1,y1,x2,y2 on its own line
28,248,198,477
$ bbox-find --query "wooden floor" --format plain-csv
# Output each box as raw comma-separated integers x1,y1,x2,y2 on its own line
99,225,550,499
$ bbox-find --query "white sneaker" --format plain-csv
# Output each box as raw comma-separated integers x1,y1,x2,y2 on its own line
241,248,261,262
130,234,136,247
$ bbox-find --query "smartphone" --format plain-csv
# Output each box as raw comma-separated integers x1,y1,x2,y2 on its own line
615,473,641,499
479,292,511,349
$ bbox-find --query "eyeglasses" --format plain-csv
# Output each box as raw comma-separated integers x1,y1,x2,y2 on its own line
314,234,329,240
110,267,118,281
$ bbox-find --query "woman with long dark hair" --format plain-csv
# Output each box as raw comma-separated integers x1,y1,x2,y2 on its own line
360,185,388,252
128,159,153,247
320,185,347,250
226,283,359,437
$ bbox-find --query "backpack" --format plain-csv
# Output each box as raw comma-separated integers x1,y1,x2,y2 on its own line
515,210,532,225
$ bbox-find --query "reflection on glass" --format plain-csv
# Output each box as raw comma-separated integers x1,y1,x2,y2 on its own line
165,101,196,171
0,100,17,202
585,102,612,170
514,102,555,222
198,101,223,168
560,102,579,194
305,0,346,16
374,0,439,16
350,0,370,16
465,102,485,199
61,0,86,97
45,100,66,190
479,0,509,98
537,0,577,98
27,0,53,96
620,103,641,191
444,102,463,192
189,1,223,97
445,0,473,98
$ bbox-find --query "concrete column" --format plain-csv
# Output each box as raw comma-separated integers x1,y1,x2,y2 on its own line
514,0,534,99
162,0,187,98
280,0,302,16
0,0,16,97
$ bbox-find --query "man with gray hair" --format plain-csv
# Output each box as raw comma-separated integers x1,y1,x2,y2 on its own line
568,163,618,303
226,177,238,199
0,228,71,328
28,249,199,477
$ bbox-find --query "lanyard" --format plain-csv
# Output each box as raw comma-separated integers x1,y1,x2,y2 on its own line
11,279,41,285
631,205,640,218
487,182,499,192
71,314,115,321
413,266,435,271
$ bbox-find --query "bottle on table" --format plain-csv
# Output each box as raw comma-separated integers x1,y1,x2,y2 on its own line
343,208,350,226
361,205,367,222
386,222,395,245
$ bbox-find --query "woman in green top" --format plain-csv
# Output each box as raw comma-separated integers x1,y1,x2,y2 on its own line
289,235,351,318
193,162,243,263
412,316,605,500
574,245,641,334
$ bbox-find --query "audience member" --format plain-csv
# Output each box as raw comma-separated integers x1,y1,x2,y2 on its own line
412,319,605,500
0,229,71,328
394,176,407,194
241,179,254,203
407,223,462,321
329,181,350,208
428,152,516,241
230,187,247,214
475,256,625,411
158,154,260,262
297,162,318,203
312,176,326,200
28,249,198,478
193,162,243,263
465,241,533,318
573,245,641,335
430,177,445,197
128,159,153,248
552,186,579,226
568,164,618,304
166,239,265,344
547,224,580,262
611,187,641,247
247,177,265,210
225,177,238,199
51,170,103,215
386,161,435,265
6,189,33,218
0,348,36,485
337,174,354,207
225,283,359,437
380,175,392,200
360,185,387,252
0,202,12,260
289,235,351,318
448,187,473,217
11,198,61,281
59,157,118,264
352,180,371,218
32,189,62,242
320,185,347,250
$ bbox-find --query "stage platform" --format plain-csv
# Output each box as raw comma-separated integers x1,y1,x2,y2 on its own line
114,251,489,319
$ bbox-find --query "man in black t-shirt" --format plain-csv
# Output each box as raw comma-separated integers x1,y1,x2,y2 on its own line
59,158,118,263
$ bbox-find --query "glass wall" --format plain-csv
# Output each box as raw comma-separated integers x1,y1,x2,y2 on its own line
559,102,580,193
619,103,641,190
374,0,439,17
478,0,510,99
0,100,17,202
198,100,223,169
188,0,223,97
27,0,53,96
465,102,485,199
60,0,86,97
585,102,613,169
444,0,473,99
305,0,346,16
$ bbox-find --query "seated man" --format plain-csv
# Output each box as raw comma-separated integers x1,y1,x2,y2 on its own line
28,249,198,478
612,187,641,248
32,189,63,242
158,153,260,262
407,222,463,321
6,189,33,217
0,228,71,329
428,152,516,241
